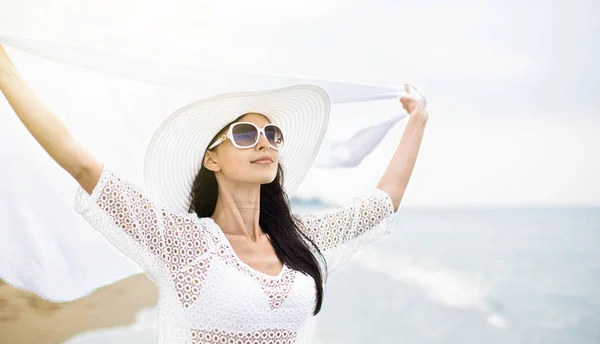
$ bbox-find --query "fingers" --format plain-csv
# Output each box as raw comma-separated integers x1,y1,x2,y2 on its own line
412,85,427,108
399,83,428,113
407,83,427,107
398,83,411,100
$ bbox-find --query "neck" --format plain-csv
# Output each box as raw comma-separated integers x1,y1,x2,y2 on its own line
210,181,263,242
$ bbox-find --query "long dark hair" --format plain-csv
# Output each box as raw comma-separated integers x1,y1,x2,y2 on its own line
187,115,327,315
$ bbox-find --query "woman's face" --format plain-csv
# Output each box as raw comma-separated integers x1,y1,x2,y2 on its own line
203,113,280,187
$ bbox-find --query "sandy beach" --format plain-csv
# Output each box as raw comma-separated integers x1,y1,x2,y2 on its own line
0,274,158,344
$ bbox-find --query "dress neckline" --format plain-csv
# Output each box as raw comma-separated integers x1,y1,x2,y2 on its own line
206,217,288,280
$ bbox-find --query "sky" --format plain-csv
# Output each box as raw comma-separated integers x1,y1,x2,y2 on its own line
0,0,598,207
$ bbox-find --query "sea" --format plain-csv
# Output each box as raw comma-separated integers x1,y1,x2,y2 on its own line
65,206,600,344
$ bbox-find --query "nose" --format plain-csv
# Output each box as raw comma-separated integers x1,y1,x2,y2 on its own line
256,131,270,151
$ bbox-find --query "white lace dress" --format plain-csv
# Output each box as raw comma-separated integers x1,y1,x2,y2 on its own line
74,167,397,344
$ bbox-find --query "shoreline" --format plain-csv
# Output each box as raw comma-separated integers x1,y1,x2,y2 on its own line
0,274,157,344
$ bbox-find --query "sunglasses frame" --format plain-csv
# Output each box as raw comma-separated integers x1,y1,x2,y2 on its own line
208,122,284,150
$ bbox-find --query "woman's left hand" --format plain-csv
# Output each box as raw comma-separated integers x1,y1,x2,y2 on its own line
399,83,429,120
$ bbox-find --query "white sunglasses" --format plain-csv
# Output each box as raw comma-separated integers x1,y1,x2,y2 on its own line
208,122,285,150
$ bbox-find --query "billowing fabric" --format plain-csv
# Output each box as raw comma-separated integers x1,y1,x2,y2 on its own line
74,167,396,343
0,36,405,302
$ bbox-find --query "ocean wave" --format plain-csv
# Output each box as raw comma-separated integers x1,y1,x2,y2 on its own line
64,307,157,344
355,250,508,328
290,196,331,208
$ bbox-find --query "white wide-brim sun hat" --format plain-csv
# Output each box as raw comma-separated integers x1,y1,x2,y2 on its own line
143,84,331,213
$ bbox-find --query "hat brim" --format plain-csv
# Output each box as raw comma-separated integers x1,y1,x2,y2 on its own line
143,85,331,213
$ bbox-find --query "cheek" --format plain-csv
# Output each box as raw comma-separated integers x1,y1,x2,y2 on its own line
218,149,248,170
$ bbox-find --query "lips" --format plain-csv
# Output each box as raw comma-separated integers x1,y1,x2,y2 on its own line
251,156,273,163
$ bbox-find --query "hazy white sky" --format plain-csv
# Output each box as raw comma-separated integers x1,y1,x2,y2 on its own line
0,0,598,207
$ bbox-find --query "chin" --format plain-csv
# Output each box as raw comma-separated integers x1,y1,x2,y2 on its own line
261,175,277,184
244,164,278,184
256,173,277,185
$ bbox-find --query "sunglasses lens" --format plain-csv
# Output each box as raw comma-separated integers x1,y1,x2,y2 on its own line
232,123,258,147
265,125,284,149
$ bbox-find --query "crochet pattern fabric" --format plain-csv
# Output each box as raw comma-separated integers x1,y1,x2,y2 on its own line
74,167,396,343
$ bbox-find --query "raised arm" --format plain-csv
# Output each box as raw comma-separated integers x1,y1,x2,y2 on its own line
376,83,429,211
0,43,101,194
0,44,213,277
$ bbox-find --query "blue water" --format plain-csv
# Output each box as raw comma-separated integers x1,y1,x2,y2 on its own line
310,207,600,344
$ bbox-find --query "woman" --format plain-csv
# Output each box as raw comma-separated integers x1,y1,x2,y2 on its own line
0,43,428,343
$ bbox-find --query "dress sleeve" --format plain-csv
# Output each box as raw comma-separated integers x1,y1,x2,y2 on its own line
74,166,209,276
294,188,396,276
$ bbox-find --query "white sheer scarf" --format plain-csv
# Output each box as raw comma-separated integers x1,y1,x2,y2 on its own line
0,35,409,301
